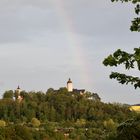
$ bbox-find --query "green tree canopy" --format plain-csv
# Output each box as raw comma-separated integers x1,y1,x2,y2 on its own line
0,120,6,127
104,0,140,139
103,48,140,88
108,116,140,140
103,0,140,88
31,118,41,127
3,90,14,99
111,0,140,32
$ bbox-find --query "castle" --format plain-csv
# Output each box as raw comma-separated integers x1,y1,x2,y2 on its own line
15,78,85,101
67,78,85,94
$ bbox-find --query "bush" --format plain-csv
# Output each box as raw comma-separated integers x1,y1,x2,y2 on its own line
31,118,41,127
0,120,6,127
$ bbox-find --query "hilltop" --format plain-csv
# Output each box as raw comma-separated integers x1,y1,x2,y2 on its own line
0,86,137,140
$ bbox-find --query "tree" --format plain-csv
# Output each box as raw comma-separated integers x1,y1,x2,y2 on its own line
3,90,14,99
15,125,33,140
103,0,140,88
46,88,55,94
103,48,140,88
31,118,41,127
0,120,6,127
111,0,140,32
107,116,140,140
103,119,117,132
103,0,140,139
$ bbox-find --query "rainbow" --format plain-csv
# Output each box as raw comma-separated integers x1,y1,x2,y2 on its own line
49,1,92,88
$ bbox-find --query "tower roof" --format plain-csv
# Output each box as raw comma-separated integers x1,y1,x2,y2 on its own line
67,78,72,84
17,85,20,89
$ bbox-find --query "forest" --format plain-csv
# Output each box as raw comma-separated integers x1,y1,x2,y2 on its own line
0,88,139,140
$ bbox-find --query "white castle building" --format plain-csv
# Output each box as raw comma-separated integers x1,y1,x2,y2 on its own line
67,78,85,94
67,78,73,92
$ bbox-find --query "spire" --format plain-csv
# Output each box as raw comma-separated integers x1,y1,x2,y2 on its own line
17,85,20,89
67,78,72,84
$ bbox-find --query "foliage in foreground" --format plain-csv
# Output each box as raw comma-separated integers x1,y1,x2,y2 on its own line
106,115,140,140
103,0,140,89
103,0,140,139
103,48,140,88
111,0,140,32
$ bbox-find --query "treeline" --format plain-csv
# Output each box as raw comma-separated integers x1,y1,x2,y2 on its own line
0,88,137,140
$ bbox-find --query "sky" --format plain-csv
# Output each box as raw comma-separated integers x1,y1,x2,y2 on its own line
0,0,139,104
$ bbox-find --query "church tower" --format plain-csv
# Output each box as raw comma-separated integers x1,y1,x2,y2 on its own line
67,78,73,92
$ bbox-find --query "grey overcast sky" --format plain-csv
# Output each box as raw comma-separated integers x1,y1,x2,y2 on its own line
0,0,139,104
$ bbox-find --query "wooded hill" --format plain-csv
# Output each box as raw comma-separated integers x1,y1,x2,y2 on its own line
0,88,138,140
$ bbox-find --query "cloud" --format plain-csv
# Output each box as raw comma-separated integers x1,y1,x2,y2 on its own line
0,0,139,45
0,0,139,103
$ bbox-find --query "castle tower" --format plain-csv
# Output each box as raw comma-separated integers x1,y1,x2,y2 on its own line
16,86,21,94
67,78,73,92
15,86,22,101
